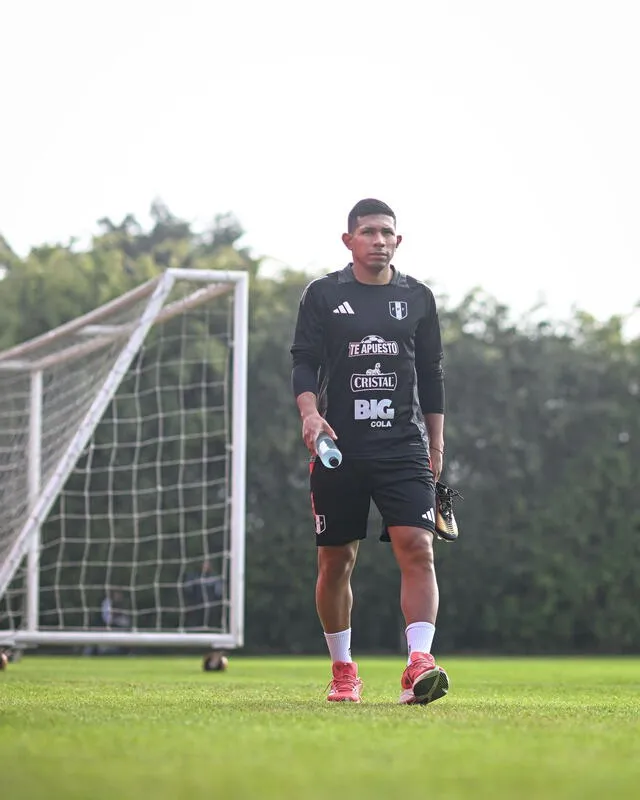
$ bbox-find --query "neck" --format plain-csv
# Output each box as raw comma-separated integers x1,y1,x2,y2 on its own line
351,262,393,285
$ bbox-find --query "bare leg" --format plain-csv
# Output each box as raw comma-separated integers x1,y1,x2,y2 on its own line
387,526,438,625
389,526,449,705
316,541,359,633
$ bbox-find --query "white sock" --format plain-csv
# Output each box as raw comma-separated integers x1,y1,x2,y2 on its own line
406,622,435,663
324,628,352,663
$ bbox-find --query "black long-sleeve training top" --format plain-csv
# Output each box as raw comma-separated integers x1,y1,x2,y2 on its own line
290,263,444,459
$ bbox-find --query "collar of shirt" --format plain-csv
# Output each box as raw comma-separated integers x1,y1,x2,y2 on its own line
338,263,409,288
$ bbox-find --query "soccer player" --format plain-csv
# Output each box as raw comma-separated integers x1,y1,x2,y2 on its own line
290,198,449,705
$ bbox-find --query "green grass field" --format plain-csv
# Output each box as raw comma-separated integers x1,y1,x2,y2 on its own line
1,655,638,799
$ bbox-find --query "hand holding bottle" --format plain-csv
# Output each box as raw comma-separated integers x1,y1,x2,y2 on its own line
315,432,342,469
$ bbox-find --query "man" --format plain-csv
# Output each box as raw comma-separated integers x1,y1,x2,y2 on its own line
184,560,223,628
290,198,448,705
101,590,131,630
95,590,131,655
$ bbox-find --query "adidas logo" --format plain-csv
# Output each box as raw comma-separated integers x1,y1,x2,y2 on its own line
333,301,355,315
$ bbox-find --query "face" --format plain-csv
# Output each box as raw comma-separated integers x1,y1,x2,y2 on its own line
342,214,402,272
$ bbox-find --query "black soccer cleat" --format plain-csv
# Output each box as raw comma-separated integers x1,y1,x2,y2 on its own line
435,481,463,542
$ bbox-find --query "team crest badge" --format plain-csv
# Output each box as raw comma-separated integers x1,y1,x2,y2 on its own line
389,301,408,320
314,515,326,535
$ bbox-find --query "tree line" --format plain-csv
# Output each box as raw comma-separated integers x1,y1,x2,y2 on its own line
0,204,638,654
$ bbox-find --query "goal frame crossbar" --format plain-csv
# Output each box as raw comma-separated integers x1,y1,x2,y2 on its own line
0,268,248,650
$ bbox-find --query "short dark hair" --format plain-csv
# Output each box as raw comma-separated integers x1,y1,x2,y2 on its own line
347,198,396,233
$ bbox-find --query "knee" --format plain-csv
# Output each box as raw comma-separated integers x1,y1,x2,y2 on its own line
318,546,357,582
398,530,435,570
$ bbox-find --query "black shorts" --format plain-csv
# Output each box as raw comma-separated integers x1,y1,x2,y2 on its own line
309,456,436,546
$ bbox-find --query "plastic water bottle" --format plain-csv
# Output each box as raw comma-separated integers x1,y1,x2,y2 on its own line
316,432,342,469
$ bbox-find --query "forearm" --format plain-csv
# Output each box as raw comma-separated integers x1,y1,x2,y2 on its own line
296,391,337,451
425,412,445,450
296,391,319,420
291,360,319,399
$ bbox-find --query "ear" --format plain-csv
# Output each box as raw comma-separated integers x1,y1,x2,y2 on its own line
341,232,352,250
395,234,403,247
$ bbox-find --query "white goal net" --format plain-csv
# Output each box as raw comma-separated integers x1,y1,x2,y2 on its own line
0,269,248,650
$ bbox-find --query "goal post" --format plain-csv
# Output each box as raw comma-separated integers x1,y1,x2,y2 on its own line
0,268,248,650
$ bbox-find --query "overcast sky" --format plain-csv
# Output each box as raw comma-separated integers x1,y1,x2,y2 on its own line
1,0,638,333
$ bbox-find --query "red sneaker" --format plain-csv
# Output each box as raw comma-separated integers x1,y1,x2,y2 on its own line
399,652,449,705
327,661,363,702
